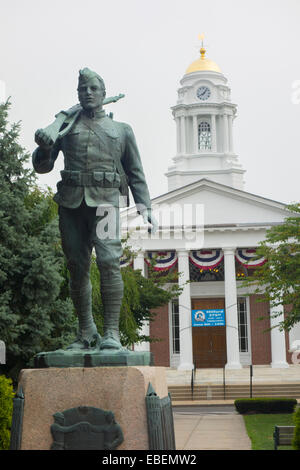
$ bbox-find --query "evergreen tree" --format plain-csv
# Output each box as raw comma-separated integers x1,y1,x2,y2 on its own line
0,100,75,380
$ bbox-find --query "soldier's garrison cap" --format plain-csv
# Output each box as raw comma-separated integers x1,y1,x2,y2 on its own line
78,68,106,93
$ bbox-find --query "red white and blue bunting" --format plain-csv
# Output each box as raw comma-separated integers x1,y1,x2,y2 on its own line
235,248,266,268
145,251,178,271
122,248,266,270
189,250,224,270
120,254,133,268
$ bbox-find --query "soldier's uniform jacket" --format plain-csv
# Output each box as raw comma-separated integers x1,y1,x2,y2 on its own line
32,109,151,211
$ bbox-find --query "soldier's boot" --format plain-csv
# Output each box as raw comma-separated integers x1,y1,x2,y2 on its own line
66,285,101,350
100,282,123,351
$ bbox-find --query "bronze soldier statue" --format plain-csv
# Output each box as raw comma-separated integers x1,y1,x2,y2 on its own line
33,68,157,352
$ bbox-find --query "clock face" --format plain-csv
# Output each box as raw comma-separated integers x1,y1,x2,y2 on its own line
197,86,211,101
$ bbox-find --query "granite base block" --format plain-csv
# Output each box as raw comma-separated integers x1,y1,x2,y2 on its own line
16,366,168,450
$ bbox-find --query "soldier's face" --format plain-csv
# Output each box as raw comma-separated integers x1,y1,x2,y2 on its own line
77,77,105,111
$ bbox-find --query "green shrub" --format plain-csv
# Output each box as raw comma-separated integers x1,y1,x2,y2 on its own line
0,375,14,450
292,406,300,450
234,398,297,415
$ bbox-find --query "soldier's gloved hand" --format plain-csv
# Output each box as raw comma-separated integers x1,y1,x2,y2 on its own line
35,111,68,149
34,128,55,149
141,209,158,234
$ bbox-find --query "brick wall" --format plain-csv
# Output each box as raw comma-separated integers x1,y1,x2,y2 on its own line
149,304,170,366
249,296,291,365
249,295,272,365
148,297,292,367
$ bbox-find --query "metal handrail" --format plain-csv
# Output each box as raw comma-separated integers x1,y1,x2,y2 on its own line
250,364,253,398
191,362,196,400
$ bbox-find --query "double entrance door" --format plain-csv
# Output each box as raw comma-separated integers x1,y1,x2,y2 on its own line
192,298,227,368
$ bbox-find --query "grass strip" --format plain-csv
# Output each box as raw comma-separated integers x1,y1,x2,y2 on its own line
243,413,294,450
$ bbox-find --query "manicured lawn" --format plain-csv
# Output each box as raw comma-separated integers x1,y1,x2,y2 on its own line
243,413,294,450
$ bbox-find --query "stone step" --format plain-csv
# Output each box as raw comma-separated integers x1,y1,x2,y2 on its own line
170,384,300,389
169,388,300,394
170,395,300,401
168,383,300,400
170,392,300,399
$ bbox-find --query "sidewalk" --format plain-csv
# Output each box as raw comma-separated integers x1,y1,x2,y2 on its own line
167,366,300,450
173,410,252,450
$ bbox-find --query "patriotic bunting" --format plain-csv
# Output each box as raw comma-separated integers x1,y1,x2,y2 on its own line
122,248,265,271
120,254,133,268
145,251,178,271
189,250,224,270
235,248,266,267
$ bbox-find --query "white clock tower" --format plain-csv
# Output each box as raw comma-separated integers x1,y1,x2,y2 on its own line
166,40,245,192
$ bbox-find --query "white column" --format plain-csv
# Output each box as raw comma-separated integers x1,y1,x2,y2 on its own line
270,304,289,368
223,247,242,369
180,115,186,155
211,114,217,152
177,249,193,370
228,114,234,153
223,114,229,153
133,251,149,352
175,117,181,155
134,250,145,275
193,115,198,153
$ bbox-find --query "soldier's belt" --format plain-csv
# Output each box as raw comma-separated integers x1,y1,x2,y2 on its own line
60,170,121,187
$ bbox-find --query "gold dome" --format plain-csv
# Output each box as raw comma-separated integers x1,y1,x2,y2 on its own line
185,47,221,74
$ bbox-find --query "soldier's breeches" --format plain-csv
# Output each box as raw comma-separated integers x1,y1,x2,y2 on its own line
58,201,124,344
58,203,94,293
58,201,123,288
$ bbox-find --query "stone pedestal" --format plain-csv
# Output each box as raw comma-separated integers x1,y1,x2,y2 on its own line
16,366,168,450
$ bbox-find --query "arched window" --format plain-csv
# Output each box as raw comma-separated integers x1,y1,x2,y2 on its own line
198,121,211,150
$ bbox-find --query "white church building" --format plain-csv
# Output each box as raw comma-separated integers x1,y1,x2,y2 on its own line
121,44,300,370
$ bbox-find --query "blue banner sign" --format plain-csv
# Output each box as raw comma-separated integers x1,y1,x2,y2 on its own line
192,309,225,327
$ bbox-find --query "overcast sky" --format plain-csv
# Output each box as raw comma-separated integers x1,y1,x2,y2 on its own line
1,0,300,204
